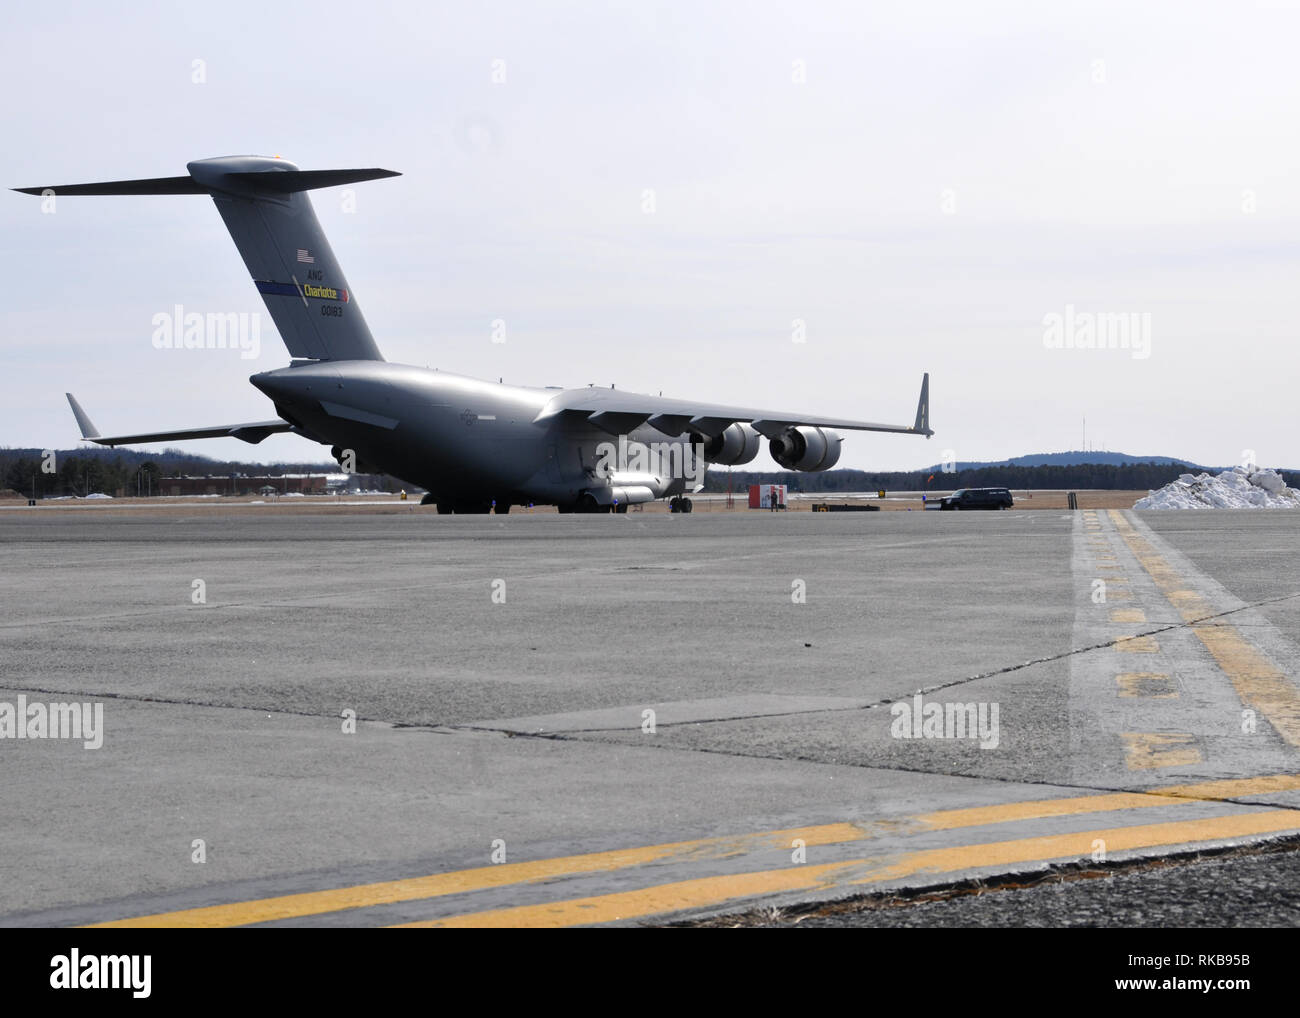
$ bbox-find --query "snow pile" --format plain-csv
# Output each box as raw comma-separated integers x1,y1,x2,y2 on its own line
1134,466,1300,510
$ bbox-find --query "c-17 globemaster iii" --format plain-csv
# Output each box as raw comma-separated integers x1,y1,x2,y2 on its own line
16,156,933,513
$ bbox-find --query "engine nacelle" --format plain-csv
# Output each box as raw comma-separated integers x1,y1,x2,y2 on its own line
691,423,761,466
768,426,842,472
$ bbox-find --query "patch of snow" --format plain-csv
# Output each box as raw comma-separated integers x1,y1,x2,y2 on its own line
1134,466,1300,510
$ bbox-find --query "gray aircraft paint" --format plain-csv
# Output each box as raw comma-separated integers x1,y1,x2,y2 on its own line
16,156,933,512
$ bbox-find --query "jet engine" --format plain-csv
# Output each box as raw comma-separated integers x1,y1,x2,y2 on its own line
690,422,761,466
768,426,842,472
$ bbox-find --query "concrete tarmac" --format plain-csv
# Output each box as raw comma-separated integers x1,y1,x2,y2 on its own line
1,507,1298,926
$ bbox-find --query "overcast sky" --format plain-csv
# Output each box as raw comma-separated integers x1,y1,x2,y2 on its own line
3,0,1298,471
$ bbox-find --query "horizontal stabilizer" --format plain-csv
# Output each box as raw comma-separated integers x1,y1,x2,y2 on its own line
13,176,205,196
223,168,401,193
14,168,398,198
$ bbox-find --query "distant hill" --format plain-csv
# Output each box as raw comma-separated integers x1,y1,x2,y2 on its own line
923,450,1206,471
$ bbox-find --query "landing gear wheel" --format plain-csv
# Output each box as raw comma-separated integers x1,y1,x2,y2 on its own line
615,503,628,513
680,497,693,514
669,497,680,513
436,502,454,514
493,502,510,514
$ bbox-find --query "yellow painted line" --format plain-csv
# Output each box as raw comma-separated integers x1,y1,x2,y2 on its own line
1109,511,1300,747
1193,626,1300,746
398,811,1300,927
1122,732,1202,769
1164,773,1300,799
886,772,1300,833
1110,608,1147,623
91,772,1300,927
87,823,861,928
1117,672,1177,698
854,811,1300,886
399,865,850,927
1116,635,1159,653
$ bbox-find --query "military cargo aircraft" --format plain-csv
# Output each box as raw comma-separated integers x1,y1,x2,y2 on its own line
17,156,932,513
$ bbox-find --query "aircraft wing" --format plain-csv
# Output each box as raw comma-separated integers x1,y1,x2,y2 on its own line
66,393,294,447
534,373,932,439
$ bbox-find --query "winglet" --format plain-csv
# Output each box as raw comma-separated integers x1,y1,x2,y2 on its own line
913,373,932,436
66,393,100,439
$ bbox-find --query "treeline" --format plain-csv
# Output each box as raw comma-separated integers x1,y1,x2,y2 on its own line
0,447,388,498
702,462,1299,493
6,446,1294,499
4,452,160,499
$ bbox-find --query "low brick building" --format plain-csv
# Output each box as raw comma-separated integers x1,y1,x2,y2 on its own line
161,474,331,496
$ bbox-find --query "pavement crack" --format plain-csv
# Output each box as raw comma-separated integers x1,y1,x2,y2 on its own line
480,725,1300,811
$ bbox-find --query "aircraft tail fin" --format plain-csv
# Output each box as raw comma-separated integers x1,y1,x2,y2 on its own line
15,156,400,363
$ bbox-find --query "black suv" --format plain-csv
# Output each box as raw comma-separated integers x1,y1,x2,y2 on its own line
938,487,1014,510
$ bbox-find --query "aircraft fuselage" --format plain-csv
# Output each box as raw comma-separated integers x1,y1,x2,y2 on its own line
251,361,697,509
